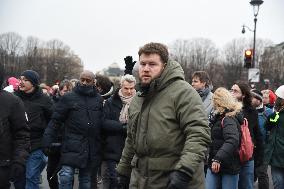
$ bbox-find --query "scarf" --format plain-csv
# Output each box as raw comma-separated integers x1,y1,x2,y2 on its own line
256,103,264,110
197,87,210,101
119,89,136,124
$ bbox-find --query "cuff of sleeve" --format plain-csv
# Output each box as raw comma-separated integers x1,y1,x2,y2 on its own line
116,164,132,177
174,164,194,179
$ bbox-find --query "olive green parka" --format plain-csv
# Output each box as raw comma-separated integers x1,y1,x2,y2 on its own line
116,60,211,189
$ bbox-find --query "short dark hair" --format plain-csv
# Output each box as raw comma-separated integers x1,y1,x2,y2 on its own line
59,79,73,91
192,71,211,87
95,75,113,95
138,42,169,64
235,81,252,108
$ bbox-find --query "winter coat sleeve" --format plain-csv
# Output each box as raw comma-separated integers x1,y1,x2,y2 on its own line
214,117,240,163
50,95,70,125
42,95,53,122
42,95,68,148
9,97,30,166
102,119,125,133
252,110,264,164
116,99,137,177
174,84,211,178
102,100,125,133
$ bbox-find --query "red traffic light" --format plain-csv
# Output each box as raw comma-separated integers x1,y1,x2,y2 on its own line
244,49,253,68
245,49,253,57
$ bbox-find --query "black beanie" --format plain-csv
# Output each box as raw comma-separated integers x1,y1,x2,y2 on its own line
251,89,263,102
21,70,40,86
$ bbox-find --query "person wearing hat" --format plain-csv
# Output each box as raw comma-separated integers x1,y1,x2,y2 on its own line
251,89,274,189
3,77,20,93
262,89,277,109
264,85,284,189
15,70,53,189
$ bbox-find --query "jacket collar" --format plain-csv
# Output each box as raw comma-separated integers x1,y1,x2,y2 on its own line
74,83,98,97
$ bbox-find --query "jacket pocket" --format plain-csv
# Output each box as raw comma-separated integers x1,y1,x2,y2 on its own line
62,135,85,153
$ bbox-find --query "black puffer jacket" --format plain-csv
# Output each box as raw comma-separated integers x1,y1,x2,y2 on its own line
43,84,104,169
102,90,127,162
15,87,53,151
0,90,30,167
208,113,242,174
243,105,264,164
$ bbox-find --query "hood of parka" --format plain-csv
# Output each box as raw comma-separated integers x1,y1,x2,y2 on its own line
138,60,185,94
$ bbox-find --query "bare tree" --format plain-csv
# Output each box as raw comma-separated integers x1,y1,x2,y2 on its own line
169,38,219,82
0,32,84,85
0,32,23,55
0,32,23,75
221,38,249,87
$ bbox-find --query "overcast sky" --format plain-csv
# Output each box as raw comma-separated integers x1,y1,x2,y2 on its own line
1,0,284,72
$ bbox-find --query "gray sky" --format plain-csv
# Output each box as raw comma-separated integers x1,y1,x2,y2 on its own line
1,0,284,72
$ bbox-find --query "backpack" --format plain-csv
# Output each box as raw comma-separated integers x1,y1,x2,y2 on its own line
221,117,254,163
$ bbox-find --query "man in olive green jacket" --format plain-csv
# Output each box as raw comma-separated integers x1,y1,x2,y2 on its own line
116,42,211,189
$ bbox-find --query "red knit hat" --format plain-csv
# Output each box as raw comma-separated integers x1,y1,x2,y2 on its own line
269,90,277,105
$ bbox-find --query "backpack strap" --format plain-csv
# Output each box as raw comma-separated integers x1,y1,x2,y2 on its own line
243,118,248,127
221,116,226,128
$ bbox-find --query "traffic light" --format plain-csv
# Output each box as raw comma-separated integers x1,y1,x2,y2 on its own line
244,49,253,68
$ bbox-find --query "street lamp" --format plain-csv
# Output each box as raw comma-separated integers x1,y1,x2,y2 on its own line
54,62,59,81
242,0,263,68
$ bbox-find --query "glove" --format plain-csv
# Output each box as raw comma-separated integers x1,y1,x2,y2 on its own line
124,56,136,75
122,123,128,132
42,147,50,156
117,174,130,189
10,163,25,181
43,142,62,156
167,170,191,189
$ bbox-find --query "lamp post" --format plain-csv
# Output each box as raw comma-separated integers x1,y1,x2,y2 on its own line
54,62,59,81
242,0,263,68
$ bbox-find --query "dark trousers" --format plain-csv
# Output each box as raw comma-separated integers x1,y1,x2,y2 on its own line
255,164,269,189
101,160,118,189
14,176,26,189
0,166,10,189
0,166,25,189
91,165,99,189
47,150,61,189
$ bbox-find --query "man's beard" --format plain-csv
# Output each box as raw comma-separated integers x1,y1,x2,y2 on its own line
139,77,151,87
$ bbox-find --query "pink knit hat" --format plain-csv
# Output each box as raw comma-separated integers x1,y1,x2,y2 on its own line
8,77,20,90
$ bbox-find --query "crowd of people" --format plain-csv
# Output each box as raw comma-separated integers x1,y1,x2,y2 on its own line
0,42,284,189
